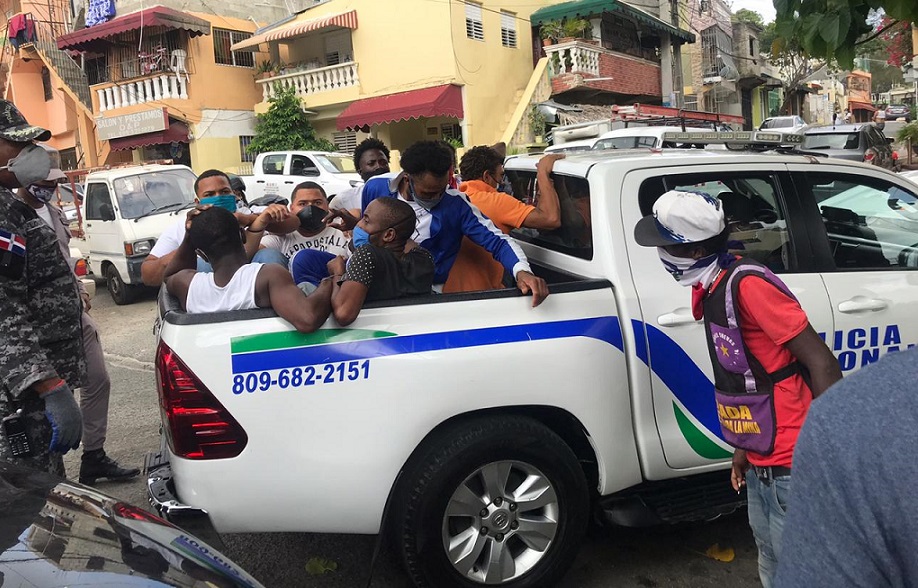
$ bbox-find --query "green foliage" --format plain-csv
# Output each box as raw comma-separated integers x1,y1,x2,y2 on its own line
774,0,918,67
732,8,765,28
444,136,464,149
561,18,591,39
539,20,564,41
247,86,336,155
896,121,918,145
528,105,546,139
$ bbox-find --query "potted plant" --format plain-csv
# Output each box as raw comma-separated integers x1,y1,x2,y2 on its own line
559,18,591,43
528,105,547,144
539,20,564,46
254,60,279,81
896,121,918,155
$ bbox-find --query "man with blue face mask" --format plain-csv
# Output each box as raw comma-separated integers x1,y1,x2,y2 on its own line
634,189,842,588
0,100,84,476
17,146,139,484
334,141,548,306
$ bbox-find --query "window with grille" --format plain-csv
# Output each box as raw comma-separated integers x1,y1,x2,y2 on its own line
465,2,484,41
333,132,357,153
239,136,256,163
214,28,255,68
41,67,52,101
441,123,462,141
500,11,517,48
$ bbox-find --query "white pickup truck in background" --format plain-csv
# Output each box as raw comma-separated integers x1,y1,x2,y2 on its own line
241,151,361,202
148,133,918,588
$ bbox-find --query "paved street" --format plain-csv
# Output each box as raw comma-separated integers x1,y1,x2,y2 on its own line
72,280,760,587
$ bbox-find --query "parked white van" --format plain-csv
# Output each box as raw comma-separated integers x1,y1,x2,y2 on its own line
75,164,197,304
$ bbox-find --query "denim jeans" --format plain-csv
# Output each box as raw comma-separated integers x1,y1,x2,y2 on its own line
745,469,791,588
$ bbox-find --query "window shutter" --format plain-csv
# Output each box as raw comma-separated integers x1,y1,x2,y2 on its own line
465,2,483,40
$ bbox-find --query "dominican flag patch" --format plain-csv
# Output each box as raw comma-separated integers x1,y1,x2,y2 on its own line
0,229,26,256
0,228,26,279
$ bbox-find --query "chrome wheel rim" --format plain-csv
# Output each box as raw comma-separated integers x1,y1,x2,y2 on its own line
441,460,559,585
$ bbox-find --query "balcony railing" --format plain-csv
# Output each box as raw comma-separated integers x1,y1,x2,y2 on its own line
256,61,359,101
545,41,600,77
96,73,189,112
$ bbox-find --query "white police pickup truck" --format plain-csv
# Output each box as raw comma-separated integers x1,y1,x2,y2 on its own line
147,132,918,587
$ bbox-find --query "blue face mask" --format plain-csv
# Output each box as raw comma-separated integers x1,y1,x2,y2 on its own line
199,194,237,213
351,225,371,248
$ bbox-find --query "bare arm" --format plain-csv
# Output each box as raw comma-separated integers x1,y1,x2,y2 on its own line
331,280,368,326
257,265,332,333
784,324,843,398
244,204,290,261
163,232,199,309
523,154,563,230
141,251,177,287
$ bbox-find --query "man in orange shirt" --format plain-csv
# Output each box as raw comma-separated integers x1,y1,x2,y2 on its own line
443,148,562,293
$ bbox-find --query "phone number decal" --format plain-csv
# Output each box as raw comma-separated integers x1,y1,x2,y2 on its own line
232,360,370,394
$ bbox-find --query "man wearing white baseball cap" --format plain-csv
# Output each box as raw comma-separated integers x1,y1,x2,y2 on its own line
635,190,841,588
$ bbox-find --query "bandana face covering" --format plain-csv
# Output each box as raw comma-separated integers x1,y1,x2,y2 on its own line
657,248,723,289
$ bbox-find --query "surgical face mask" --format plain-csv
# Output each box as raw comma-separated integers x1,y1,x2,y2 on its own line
199,194,237,213
352,225,372,248
296,205,327,233
657,248,722,288
0,143,51,188
408,178,443,211
28,183,56,203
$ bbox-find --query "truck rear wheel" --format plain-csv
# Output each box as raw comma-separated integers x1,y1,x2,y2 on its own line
396,416,588,588
105,265,139,305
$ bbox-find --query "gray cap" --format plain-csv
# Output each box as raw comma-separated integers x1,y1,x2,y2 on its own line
0,100,51,142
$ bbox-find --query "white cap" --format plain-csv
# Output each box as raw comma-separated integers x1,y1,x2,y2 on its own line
634,189,726,247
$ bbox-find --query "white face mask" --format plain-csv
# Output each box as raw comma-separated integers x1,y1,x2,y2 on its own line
657,248,722,288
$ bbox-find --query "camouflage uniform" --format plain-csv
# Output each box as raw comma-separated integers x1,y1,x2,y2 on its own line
0,185,85,476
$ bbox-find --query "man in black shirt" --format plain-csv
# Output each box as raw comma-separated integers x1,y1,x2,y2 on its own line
329,198,434,325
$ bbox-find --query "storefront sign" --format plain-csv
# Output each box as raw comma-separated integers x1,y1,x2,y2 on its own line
97,108,168,141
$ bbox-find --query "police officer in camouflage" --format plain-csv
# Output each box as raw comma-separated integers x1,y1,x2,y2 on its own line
0,100,84,476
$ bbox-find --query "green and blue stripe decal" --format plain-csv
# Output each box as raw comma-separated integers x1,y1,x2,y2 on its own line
230,317,624,374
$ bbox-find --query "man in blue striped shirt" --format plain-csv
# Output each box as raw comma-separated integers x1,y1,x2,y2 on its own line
350,141,548,306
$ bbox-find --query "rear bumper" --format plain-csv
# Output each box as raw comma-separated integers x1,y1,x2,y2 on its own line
144,450,225,550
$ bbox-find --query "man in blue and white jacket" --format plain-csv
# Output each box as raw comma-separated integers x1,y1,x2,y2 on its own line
354,141,548,306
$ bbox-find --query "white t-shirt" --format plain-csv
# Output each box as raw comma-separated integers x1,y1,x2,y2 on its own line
329,184,364,211
150,219,187,258
260,225,350,262
35,203,54,228
186,263,263,313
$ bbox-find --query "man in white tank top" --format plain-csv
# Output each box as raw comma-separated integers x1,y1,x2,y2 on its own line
164,206,332,333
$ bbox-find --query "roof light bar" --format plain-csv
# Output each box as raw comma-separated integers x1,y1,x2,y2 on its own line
661,131,804,145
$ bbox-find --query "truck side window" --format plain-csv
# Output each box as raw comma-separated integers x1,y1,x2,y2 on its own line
290,155,320,177
639,172,791,272
85,183,114,221
797,172,918,270
506,170,592,260
262,154,286,175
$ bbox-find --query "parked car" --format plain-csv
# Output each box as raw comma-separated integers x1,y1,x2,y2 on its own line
759,115,808,134
886,104,912,122
797,123,896,170
901,169,918,185
72,164,198,305
242,151,361,202
0,459,263,587
149,131,918,588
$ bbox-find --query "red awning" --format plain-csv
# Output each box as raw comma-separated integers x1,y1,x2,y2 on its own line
337,84,463,131
848,100,877,112
231,10,357,51
109,121,189,151
58,7,211,52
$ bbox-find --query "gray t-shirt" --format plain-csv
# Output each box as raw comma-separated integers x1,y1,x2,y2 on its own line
775,349,918,587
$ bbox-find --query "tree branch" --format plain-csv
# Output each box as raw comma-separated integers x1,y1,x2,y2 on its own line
854,19,901,46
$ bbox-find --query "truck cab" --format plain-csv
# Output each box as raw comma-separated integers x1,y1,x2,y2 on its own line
77,164,196,304
244,151,361,202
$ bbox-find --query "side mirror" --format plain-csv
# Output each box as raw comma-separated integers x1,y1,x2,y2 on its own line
100,203,116,221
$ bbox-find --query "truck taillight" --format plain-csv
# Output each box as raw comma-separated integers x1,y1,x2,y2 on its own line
74,258,88,277
156,341,247,460
864,149,876,162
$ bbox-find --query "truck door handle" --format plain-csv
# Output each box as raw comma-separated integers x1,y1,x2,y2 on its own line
284,180,294,184
837,297,888,313
657,308,698,327
256,180,265,184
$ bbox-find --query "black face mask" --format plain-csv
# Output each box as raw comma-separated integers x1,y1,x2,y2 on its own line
360,166,390,182
297,205,327,232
